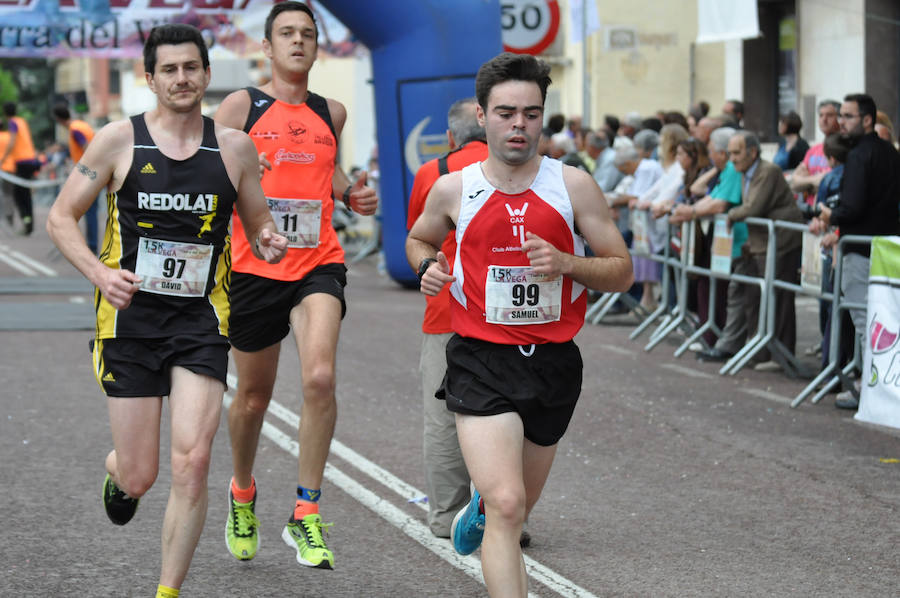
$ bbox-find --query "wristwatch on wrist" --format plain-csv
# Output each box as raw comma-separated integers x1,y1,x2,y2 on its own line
341,184,352,210
417,257,438,282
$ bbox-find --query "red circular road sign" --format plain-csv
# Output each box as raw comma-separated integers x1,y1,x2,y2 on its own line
501,0,561,56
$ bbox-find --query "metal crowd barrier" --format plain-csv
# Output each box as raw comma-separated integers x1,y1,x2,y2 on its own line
791,234,872,407
589,209,867,390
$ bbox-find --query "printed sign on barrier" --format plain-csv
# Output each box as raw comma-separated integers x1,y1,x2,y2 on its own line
630,210,650,255
856,236,900,430
801,231,824,293
710,214,733,274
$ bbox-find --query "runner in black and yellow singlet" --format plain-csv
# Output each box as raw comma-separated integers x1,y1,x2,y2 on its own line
214,1,378,570
47,25,286,598
95,113,235,346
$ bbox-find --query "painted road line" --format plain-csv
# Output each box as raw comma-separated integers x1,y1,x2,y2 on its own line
225,376,600,597
659,363,717,379
7,248,57,276
739,387,792,405
0,249,37,276
599,343,636,356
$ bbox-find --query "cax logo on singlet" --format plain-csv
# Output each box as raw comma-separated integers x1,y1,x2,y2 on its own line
506,202,528,245
287,120,307,144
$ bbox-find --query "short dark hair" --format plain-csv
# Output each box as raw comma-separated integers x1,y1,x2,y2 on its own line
547,113,565,134
641,117,662,133
663,111,689,129
726,99,744,118
52,102,71,121
3,102,16,117
823,133,849,163
265,1,317,43
475,52,552,111
780,110,803,135
844,93,877,124
143,24,209,75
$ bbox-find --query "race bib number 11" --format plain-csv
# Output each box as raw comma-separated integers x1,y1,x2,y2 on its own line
268,198,321,248
484,265,562,325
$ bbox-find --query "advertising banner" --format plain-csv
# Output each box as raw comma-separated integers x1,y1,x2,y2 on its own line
856,236,900,430
0,0,356,58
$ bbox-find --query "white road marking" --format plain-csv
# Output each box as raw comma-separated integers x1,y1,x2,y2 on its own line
599,343,636,356
659,363,717,379
0,249,37,275
739,387,792,405
0,243,57,277
225,374,599,597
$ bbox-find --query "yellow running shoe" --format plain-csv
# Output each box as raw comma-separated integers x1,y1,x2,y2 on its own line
225,487,260,561
281,513,334,569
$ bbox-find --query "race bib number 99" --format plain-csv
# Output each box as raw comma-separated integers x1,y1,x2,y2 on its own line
268,198,321,248
484,265,562,325
135,238,213,297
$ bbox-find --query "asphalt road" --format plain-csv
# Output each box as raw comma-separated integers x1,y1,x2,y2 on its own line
2,207,899,597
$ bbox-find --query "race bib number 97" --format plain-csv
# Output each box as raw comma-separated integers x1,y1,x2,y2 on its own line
484,265,562,325
268,198,321,248
135,238,213,297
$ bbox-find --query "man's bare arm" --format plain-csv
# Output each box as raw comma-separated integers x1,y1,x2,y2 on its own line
222,128,287,264
406,173,459,295
46,120,141,309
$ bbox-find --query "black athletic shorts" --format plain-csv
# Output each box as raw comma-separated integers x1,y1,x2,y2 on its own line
228,263,348,352
437,334,583,446
90,335,229,398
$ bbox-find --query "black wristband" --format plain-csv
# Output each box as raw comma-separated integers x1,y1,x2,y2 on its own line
341,184,352,209
417,257,437,282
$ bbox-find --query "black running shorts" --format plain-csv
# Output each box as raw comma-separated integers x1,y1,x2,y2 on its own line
228,263,348,352
438,334,583,446
91,335,229,398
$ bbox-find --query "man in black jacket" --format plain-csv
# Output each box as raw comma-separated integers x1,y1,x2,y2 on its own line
810,93,900,408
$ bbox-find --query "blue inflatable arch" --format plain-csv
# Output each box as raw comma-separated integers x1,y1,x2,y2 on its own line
323,0,503,286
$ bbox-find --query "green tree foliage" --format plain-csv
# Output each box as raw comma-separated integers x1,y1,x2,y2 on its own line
0,59,55,148
0,66,18,108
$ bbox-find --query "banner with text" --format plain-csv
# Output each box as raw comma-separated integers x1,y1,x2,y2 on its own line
0,0,356,58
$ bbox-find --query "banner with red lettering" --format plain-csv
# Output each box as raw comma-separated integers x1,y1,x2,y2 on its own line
0,0,357,58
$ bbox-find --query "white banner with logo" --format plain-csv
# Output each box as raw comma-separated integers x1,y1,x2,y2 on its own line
856,236,900,430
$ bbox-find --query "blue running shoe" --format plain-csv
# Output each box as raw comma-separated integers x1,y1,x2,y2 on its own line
450,489,485,555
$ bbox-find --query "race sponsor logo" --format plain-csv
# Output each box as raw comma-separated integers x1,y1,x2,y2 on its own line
286,119,307,144
251,130,279,140
137,191,217,212
273,148,315,166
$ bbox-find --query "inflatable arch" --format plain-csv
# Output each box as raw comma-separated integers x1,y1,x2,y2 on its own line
322,0,503,286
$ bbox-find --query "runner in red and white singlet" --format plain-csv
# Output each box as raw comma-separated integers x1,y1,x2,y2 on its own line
407,52,632,597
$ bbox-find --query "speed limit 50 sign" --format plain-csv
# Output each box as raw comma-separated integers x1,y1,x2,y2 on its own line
501,0,561,55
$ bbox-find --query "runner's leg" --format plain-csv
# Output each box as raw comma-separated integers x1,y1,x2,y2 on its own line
105,396,162,498
290,293,342,492
228,343,281,488
159,366,224,589
456,412,530,598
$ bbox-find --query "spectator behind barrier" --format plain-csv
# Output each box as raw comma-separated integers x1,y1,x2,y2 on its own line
773,111,809,172
809,93,900,409
790,99,841,199
725,130,804,372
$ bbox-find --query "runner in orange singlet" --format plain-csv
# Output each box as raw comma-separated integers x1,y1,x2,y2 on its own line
214,1,377,569
52,103,99,253
0,102,40,235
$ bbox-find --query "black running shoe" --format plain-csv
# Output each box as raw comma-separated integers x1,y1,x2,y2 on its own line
102,474,140,525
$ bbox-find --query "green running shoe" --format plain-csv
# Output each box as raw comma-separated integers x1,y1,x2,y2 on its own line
102,474,139,526
281,513,334,569
225,487,260,561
